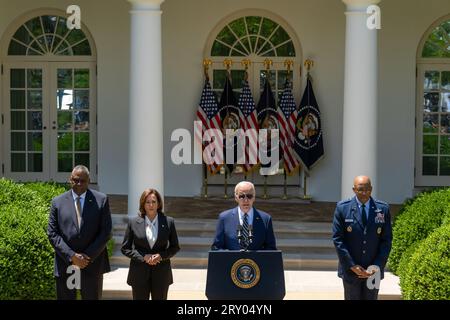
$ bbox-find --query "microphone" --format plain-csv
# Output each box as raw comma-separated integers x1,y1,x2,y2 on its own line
236,224,243,244
248,224,253,244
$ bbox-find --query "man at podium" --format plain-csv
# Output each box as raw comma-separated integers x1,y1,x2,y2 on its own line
211,181,277,250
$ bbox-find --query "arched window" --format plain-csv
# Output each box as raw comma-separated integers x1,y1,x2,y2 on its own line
1,11,97,183
8,15,92,56
416,16,450,186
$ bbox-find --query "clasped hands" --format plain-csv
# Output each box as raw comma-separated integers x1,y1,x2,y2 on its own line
144,254,162,266
71,253,91,269
351,265,377,278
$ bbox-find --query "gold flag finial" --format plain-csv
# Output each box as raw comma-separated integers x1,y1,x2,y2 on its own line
203,58,212,79
223,58,233,71
241,59,251,70
304,59,314,72
263,58,273,70
284,59,294,77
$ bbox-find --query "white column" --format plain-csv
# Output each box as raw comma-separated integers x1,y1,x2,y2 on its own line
128,0,165,216
341,0,380,199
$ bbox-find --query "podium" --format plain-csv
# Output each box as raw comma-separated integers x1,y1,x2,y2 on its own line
205,250,285,300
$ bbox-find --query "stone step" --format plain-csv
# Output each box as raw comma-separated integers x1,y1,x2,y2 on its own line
112,235,336,254
110,249,338,271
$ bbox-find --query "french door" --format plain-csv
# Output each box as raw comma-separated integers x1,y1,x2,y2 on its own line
3,62,96,182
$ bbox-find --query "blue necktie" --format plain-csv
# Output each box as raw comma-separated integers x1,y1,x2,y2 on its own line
361,204,367,227
241,213,249,247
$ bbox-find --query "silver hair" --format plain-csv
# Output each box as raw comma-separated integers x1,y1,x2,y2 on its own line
234,181,255,195
72,165,90,176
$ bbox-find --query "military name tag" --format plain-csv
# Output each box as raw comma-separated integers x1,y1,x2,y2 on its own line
377,227,382,235
347,226,352,232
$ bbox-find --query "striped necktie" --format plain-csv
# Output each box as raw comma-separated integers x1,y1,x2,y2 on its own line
241,213,249,247
75,196,82,228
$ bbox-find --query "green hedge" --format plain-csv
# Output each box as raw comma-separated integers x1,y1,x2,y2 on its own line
0,179,66,299
400,224,450,300
388,188,450,274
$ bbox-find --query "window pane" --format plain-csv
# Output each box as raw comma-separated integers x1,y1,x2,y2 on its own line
424,92,440,112
245,16,261,35
57,89,74,110
213,70,227,89
74,69,89,88
66,29,85,44
11,111,25,130
442,72,450,90
231,70,245,89
276,41,295,57
441,93,450,112
260,71,276,91
56,17,68,37
11,69,25,88
11,90,25,109
441,114,450,134
8,40,27,55
58,153,73,172
27,69,42,88
216,27,237,47
260,18,277,39
423,135,438,154
424,71,440,90
440,157,450,176
423,114,439,133
58,132,73,151
11,132,25,151
72,39,91,55
28,90,42,109
42,15,57,34
211,40,230,56
277,71,288,90
11,153,26,172
27,111,42,130
228,18,246,39
74,112,89,130
270,26,290,46
440,134,450,155
12,26,33,45
58,69,72,88
423,156,438,175
25,17,43,38
28,132,42,151
75,132,89,151
58,111,72,130
74,90,89,109
28,153,43,172
75,154,89,168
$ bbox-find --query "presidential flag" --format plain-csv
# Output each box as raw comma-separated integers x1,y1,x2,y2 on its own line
218,75,241,174
238,78,259,173
293,76,324,171
257,77,279,175
277,79,300,175
196,78,223,174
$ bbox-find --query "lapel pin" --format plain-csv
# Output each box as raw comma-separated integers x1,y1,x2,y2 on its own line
347,226,352,232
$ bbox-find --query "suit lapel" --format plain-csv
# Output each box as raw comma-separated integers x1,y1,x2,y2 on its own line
66,191,80,232
80,190,94,230
367,198,376,228
153,213,166,249
136,216,151,250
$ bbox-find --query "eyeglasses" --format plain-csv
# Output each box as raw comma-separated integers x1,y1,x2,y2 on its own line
355,187,371,193
237,193,254,200
71,178,87,184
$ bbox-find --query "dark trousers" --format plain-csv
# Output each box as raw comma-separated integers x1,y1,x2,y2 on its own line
56,272,103,300
343,279,379,300
131,282,169,300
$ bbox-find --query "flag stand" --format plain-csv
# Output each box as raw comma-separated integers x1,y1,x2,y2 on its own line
282,171,288,200
300,169,312,200
224,167,229,199
262,175,268,199
202,163,208,198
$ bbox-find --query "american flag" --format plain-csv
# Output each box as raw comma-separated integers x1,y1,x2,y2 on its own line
277,79,300,174
196,79,223,174
238,79,259,172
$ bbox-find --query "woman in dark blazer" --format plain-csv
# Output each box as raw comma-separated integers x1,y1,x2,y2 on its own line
121,188,180,300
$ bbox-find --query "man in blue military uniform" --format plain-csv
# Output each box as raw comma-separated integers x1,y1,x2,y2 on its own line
332,175,392,300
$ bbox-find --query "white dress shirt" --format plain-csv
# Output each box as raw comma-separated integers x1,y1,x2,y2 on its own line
238,207,254,227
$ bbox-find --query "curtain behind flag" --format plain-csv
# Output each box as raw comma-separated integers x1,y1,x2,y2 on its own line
257,78,279,175
238,78,258,173
277,79,300,175
196,78,222,174
219,75,242,175
293,76,324,171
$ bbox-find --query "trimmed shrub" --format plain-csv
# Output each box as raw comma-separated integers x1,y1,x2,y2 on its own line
388,188,450,274
0,180,57,299
23,182,68,207
397,241,421,279
400,224,450,300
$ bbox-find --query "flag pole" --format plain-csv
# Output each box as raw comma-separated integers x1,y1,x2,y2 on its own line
223,59,233,199
299,59,314,200
282,60,294,200
202,59,212,199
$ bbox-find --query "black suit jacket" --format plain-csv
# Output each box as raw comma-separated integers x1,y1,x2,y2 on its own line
47,189,112,277
121,213,180,287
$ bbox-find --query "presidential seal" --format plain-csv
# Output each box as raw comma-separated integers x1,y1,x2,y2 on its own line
231,259,260,289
